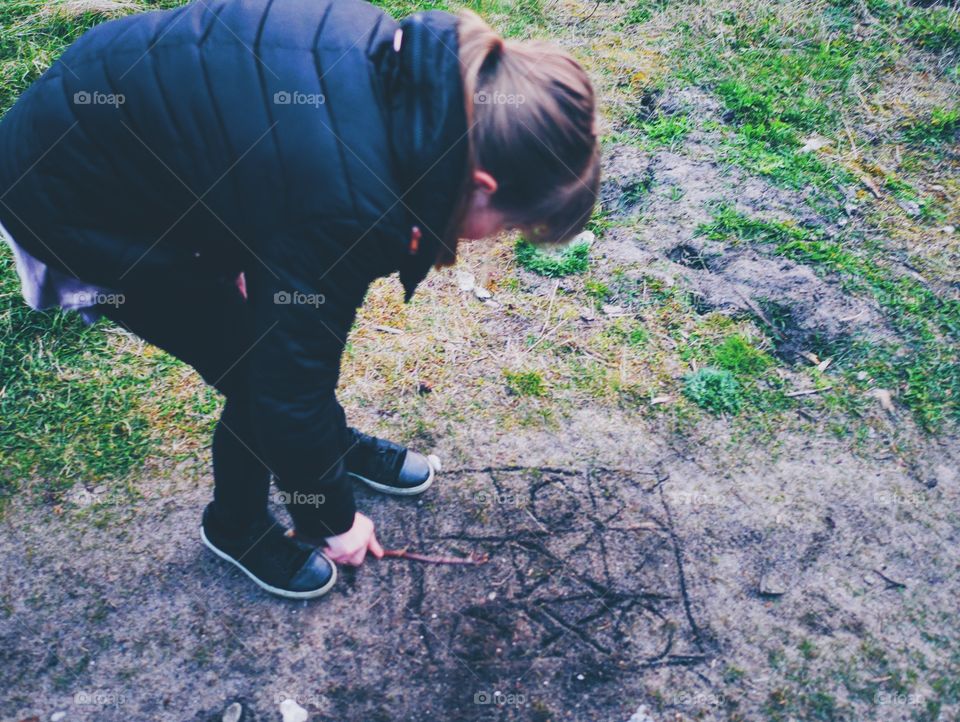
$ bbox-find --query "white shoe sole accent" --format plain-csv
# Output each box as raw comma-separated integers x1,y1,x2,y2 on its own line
200,525,337,600
348,462,434,496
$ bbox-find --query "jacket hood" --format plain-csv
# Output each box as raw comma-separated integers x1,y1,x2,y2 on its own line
380,10,470,301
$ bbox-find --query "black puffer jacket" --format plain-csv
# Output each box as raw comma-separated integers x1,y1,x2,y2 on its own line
0,0,469,535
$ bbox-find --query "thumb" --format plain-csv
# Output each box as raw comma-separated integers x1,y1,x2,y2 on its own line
369,532,384,559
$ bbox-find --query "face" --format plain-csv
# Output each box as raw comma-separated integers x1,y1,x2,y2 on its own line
458,170,512,241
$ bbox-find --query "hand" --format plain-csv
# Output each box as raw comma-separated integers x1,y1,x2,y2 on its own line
323,512,383,566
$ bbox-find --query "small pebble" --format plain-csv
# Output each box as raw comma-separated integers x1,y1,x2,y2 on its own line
280,699,308,722
222,702,242,722
51,713,66,722
455,271,475,292
571,230,595,246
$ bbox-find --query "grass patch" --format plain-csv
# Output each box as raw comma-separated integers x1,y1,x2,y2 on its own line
683,367,742,415
696,206,960,429
0,250,219,507
632,112,692,149
900,106,960,146
514,237,591,277
670,4,900,215
503,369,547,397
711,334,773,377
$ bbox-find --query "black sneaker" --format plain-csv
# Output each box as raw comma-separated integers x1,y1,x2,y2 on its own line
346,429,435,496
200,503,337,599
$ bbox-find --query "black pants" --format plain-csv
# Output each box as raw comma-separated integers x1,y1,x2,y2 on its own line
99,277,273,529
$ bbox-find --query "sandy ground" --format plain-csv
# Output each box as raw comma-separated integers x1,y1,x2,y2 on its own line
2,402,958,721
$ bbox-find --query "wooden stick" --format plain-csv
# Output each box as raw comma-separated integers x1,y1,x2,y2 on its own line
381,548,490,566
785,386,833,398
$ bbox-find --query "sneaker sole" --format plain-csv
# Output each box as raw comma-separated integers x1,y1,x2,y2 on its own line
348,463,434,496
200,525,337,600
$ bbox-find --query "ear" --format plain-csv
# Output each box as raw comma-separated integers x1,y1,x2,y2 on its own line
472,169,498,195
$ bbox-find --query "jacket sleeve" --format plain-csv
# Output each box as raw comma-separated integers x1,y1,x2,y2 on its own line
242,223,373,539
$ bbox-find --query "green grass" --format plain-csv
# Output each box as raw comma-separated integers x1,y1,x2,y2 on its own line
683,367,742,415
900,107,960,147
711,334,773,377
0,249,220,505
514,237,591,277
632,113,692,149
668,2,905,216
503,369,547,397
696,206,960,429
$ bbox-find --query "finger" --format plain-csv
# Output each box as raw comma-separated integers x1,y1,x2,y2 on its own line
369,533,384,559
323,547,350,565
348,547,367,566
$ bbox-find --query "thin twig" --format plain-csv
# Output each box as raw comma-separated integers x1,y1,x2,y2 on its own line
382,548,489,566
785,386,833,398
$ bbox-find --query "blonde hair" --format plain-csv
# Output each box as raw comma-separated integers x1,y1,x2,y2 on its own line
438,10,600,266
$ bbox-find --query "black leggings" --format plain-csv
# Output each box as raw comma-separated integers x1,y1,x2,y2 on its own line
99,277,271,529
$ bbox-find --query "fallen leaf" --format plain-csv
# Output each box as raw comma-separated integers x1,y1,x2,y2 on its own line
868,388,895,413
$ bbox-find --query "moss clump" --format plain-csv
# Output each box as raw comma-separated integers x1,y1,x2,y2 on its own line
683,367,742,414
515,238,590,277
504,369,547,397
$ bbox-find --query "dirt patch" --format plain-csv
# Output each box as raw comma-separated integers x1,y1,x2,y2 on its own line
3,416,958,721
596,143,891,357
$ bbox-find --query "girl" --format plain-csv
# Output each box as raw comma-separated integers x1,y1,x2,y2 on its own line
0,0,599,599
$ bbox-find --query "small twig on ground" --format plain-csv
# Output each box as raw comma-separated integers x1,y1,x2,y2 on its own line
873,569,906,589
731,286,781,339
785,386,833,398
382,548,489,565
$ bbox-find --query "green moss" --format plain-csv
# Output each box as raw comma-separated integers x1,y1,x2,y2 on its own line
503,369,547,397
712,335,773,377
514,238,590,277
683,367,742,414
